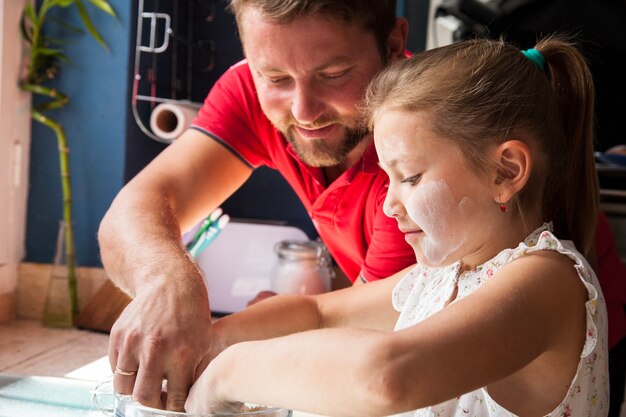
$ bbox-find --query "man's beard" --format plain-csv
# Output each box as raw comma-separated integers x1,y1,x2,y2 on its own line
283,123,368,167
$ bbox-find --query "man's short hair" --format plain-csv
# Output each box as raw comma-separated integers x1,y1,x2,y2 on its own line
228,0,397,61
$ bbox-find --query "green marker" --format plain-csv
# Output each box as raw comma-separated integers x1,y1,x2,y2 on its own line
186,207,223,251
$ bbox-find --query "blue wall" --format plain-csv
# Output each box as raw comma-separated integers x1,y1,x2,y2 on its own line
25,0,131,267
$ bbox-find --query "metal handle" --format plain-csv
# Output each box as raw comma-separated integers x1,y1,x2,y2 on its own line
138,12,172,53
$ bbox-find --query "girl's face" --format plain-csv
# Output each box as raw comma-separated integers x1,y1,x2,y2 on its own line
375,109,504,269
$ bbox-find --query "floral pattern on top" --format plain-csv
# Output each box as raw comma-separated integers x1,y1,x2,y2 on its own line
390,223,609,417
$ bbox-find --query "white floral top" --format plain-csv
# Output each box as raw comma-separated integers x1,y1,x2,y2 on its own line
390,224,609,417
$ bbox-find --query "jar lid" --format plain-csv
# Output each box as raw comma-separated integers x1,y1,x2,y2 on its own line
274,240,324,261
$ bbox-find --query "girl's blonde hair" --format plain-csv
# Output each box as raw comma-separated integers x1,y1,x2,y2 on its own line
364,36,599,265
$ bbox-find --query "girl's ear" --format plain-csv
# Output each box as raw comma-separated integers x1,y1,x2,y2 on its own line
387,17,409,63
492,140,532,203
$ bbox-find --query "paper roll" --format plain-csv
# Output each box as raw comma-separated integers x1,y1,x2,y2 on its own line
149,102,199,142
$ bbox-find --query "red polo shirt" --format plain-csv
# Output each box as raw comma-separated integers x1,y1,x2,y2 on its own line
191,60,416,282
595,211,626,348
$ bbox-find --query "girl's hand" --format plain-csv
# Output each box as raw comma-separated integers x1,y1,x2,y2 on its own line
185,397,245,415
185,360,244,414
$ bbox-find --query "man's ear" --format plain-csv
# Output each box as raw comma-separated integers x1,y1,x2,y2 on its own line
492,140,532,203
387,17,409,63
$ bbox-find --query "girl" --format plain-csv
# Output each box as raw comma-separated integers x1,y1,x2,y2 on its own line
185,36,608,416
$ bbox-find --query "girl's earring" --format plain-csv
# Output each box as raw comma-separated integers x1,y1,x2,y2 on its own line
498,197,508,213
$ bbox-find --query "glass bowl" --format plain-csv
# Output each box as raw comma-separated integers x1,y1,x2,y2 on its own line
92,378,291,417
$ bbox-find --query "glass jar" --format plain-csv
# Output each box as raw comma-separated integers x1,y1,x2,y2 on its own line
271,240,333,295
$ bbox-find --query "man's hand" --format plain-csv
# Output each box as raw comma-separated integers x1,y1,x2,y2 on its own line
108,276,213,411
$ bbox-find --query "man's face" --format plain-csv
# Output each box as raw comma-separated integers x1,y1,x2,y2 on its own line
240,7,387,167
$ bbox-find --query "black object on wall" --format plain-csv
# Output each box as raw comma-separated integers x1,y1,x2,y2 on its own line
435,0,626,152
404,0,430,52
124,0,317,238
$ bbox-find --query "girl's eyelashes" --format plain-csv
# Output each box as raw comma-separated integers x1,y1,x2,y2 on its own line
401,174,422,186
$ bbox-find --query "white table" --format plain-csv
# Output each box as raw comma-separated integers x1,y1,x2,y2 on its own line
0,374,330,417
0,375,101,417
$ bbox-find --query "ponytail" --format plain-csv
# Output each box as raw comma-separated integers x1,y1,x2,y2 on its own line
536,36,599,266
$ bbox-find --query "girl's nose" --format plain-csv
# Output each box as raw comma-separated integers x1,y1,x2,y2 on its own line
383,190,403,218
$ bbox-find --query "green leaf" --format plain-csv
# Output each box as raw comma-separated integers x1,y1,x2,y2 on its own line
52,0,78,7
19,20,30,42
86,0,117,18
75,1,109,51
56,53,71,63
46,36,71,47
48,15,83,34
20,8,34,43
32,47,70,64
24,3,36,23
35,46,63,56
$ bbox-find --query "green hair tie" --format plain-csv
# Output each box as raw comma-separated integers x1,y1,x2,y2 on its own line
521,48,546,71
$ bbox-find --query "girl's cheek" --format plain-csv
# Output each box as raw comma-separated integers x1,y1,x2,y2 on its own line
405,180,470,266
405,180,454,233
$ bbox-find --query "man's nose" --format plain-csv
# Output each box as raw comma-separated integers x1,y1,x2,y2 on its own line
291,82,325,125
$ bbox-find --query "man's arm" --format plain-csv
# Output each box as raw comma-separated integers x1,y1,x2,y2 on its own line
98,128,252,411
99,129,252,294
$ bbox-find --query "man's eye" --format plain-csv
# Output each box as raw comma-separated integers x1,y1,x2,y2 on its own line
268,77,289,84
322,69,349,79
401,174,421,186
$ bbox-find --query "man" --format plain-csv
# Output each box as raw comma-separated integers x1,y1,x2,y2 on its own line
99,0,414,411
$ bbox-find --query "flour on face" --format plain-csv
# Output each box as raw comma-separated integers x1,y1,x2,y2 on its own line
405,179,473,266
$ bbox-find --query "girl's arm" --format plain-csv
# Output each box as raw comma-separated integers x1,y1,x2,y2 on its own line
189,327,403,416
188,252,588,416
203,266,412,371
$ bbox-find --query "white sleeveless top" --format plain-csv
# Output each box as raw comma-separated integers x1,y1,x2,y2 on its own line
391,224,609,417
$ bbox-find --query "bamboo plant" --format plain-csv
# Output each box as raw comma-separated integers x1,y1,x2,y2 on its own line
19,0,116,324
